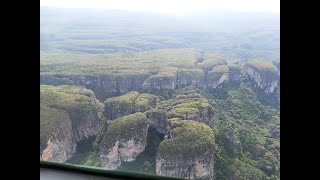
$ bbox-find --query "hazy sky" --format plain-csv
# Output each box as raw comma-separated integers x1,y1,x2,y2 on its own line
40,0,280,15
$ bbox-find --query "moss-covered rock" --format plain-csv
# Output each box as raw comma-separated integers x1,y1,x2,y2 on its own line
104,91,139,120
104,91,159,120
158,120,214,159
245,60,278,74
99,113,151,169
244,60,279,93
101,113,151,147
196,53,227,78
146,108,168,134
169,107,199,120
135,93,159,112
40,85,103,162
157,89,214,125
156,120,215,179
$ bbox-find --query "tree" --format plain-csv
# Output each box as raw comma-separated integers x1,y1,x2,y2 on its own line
143,161,151,173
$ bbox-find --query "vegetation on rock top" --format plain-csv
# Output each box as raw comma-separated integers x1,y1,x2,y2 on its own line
104,91,159,119
245,60,278,75
157,120,214,159
40,49,199,77
101,112,151,148
40,104,71,149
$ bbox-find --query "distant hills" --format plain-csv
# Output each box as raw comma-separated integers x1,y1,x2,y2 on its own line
40,7,279,62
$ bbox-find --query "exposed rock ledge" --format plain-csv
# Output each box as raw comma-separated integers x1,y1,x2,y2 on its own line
243,60,279,93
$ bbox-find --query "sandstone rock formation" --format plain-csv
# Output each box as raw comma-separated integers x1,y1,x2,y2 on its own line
206,64,242,89
156,120,215,180
243,60,279,93
104,91,158,121
99,113,151,169
40,85,104,162
146,108,168,134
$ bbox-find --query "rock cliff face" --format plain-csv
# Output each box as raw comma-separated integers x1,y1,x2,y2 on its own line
40,85,104,162
206,64,242,89
41,51,279,97
243,60,279,93
206,65,229,89
228,64,242,81
40,106,76,163
223,129,242,155
142,70,177,92
176,69,204,87
99,113,151,169
156,151,214,180
40,75,149,99
156,120,215,180
146,108,168,134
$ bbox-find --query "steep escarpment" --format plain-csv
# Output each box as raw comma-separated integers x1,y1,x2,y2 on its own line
99,113,151,169
104,91,159,120
142,69,177,92
40,74,150,100
146,108,168,135
176,68,204,88
211,83,280,179
40,105,76,162
40,49,200,99
40,85,104,162
206,65,229,89
156,120,215,180
243,60,279,93
41,50,279,97
206,64,242,89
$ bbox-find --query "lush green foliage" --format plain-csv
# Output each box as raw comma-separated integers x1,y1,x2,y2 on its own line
66,136,97,165
228,159,268,180
209,82,280,180
169,107,199,119
40,49,199,77
196,53,227,74
40,85,95,114
177,68,204,81
83,152,101,167
157,120,214,159
155,87,214,123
